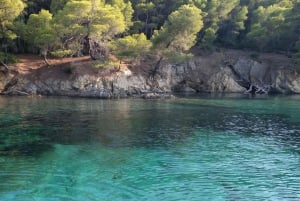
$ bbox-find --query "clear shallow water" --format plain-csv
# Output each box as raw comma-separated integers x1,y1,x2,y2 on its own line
0,95,299,201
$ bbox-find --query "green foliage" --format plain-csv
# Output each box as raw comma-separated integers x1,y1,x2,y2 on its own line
201,27,217,50
2,0,300,62
107,0,134,29
24,10,57,53
246,2,293,51
0,51,18,64
24,0,52,17
198,0,240,47
50,49,73,58
164,51,194,64
112,33,151,59
50,0,68,14
92,60,119,69
152,4,203,51
152,4,203,60
54,0,128,39
131,0,158,36
0,0,25,38
217,6,248,47
53,0,130,58
0,0,25,59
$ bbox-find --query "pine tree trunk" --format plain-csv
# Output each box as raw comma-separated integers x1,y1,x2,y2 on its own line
0,61,9,70
43,54,50,66
41,48,50,66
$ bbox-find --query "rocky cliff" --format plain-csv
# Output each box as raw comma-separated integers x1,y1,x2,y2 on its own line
1,50,300,98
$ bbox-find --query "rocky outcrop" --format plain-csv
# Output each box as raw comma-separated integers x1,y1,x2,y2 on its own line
273,69,300,93
0,70,15,92
1,50,300,97
223,56,300,94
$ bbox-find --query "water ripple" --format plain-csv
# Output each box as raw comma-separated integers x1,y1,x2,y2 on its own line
0,96,299,200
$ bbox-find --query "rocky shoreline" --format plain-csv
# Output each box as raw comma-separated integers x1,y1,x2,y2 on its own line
1,50,300,98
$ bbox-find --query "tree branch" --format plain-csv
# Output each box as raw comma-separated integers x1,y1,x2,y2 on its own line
0,61,9,70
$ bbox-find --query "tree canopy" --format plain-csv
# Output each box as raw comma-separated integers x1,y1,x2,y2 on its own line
0,0,25,46
0,0,300,64
0,0,25,64
24,9,56,64
152,4,203,63
53,0,128,59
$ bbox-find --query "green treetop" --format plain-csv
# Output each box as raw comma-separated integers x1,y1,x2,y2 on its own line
54,0,131,59
50,0,68,14
151,4,203,72
152,4,203,54
0,0,25,65
24,9,56,65
113,33,151,60
246,1,293,51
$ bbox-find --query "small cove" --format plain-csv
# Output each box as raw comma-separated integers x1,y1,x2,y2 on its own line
0,95,299,200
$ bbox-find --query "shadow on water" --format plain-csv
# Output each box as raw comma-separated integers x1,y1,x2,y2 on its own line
0,95,300,157
0,142,53,157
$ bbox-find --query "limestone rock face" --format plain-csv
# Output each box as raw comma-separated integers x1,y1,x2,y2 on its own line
0,71,15,92
274,70,300,93
2,50,300,97
3,70,152,98
159,59,245,93
225,57,300,94
208,68,245,93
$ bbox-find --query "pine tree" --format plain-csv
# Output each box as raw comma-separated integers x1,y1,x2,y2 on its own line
54,0,130,59
151,4,203,72
25,9,56,65
0,0,25,65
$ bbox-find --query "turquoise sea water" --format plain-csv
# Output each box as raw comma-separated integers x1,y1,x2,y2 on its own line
0,95,299,201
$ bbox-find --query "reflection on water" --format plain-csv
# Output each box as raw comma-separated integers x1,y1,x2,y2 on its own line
0,95,299,200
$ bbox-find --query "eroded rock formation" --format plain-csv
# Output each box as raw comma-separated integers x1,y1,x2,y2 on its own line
1,50,300,98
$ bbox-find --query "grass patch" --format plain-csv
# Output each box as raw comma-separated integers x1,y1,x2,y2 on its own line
50,49,73,58
92,60,120,69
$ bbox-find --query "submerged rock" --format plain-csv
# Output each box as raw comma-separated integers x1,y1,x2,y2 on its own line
142,93,175,99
